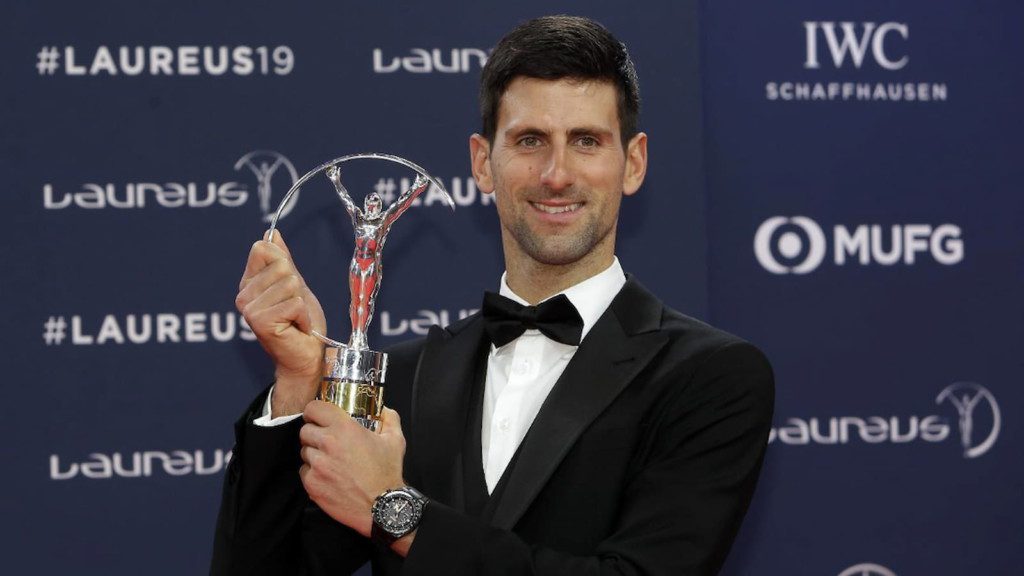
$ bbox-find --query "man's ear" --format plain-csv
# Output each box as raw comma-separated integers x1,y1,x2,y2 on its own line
622,132,648,197
470,134,494,193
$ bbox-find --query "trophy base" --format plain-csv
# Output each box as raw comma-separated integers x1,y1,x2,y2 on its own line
318,338,388,432
319,379,385,432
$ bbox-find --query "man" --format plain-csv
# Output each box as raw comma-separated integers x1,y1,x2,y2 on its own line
212,15,774,576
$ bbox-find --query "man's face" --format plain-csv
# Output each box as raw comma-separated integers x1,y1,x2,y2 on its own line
471,77,647,275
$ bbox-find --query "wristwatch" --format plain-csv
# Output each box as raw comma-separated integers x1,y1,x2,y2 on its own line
371,486,427,544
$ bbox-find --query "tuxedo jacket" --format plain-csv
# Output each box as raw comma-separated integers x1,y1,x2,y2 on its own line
211,277,774,575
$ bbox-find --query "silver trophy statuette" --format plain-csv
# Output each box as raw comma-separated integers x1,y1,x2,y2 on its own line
266,153,455,431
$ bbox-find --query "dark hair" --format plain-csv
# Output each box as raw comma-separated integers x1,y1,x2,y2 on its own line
479,15,641,146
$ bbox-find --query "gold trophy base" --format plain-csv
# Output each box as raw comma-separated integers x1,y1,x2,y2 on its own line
318,342,389,433
319,379,385,432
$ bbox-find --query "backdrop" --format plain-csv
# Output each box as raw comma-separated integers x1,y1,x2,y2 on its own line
3,1,1020,574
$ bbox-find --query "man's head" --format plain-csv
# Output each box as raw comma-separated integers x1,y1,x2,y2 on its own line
470,16,648,298
479,15,641,147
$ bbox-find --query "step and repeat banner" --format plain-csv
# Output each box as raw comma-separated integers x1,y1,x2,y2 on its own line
2,1,1019,574
703,2,1023,575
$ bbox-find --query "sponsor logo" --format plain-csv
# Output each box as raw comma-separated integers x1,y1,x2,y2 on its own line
42,312,255,346
837,563,897,576
42,152,490,213
380,308,478,337
936,382,1001,458
373,48,488,73
234,151,300,222
804,22,909,70
754,216,963,274
36,45,294,77
50,448,232,480
765,21,948,103
769,384,1000,458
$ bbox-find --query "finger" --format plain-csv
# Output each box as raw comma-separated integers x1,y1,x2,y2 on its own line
245,296,312,336
299,445,320,465
240,271,311,334
238,259,300,305
264,228,294,259
303,400,344,426
299,422,325,449
240,238,291,291
241,267,304,312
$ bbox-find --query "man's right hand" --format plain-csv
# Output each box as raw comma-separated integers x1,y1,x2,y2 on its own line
236,232,327,418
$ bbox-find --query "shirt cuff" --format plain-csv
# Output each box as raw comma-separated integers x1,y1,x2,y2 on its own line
252,385,303,427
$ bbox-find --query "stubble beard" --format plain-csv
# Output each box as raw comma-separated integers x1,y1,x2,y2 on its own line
506,206,613,268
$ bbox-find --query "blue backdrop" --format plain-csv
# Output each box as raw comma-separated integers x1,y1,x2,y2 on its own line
3,1,1020,574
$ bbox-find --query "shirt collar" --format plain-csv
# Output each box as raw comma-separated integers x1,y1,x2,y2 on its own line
497,257,626,344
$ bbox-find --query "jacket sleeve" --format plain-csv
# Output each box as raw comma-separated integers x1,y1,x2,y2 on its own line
209,389,372,576
401,341,775,576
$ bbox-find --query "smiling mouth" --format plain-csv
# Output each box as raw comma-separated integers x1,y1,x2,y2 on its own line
530,202,582,214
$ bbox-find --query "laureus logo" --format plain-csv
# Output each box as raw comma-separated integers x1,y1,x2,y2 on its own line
234,150,300,222
936,382,1001,458
837,563,897,576
753,215,827,274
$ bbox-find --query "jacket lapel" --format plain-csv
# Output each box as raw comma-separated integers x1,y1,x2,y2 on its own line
410,317,488,509
489,278,669,529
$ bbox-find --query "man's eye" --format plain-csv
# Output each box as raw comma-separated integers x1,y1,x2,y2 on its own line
576,136,599,147
519,136,541,147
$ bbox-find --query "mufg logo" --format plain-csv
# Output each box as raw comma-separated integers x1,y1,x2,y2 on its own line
804,22,909,70
234,150,300,222
754,216,963,274
837,563,898,576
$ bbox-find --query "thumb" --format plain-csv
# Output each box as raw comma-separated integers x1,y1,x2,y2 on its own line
264,228,294,259
379,407,404,438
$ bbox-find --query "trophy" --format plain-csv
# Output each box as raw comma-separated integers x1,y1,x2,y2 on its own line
266,153,455,432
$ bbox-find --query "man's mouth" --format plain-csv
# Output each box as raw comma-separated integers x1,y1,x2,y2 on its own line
530,202,582,214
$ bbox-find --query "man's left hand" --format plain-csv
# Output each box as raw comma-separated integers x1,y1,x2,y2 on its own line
299,401,407,538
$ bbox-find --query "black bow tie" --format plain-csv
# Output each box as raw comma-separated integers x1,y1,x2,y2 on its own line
481,291,584,347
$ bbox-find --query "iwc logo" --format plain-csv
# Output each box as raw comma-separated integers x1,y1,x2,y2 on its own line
234,150,300,222
936,382,1001,458
837,563,897,576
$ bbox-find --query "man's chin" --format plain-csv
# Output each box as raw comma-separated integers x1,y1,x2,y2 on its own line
522,241,595,267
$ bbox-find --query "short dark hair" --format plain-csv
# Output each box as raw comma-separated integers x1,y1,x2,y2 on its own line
479,15,641,146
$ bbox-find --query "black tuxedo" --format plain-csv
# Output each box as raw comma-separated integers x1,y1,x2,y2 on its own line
211,277,774,575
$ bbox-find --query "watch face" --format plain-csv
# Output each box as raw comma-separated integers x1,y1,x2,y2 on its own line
373,490,424,537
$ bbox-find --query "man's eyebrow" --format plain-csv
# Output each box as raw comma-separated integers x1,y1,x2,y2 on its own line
503,125,614,140
503,125,550,139
567,126,614,140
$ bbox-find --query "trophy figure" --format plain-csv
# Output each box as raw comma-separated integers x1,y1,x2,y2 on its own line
266,154,454,431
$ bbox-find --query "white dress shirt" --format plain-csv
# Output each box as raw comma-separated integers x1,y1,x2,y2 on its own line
480,259,625,492
255,259,627,495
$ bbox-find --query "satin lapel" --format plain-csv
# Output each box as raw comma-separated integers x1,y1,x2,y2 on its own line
411,317,487,509
489,279,669,529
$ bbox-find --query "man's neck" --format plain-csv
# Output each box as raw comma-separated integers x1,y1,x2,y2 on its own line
504,252,615,304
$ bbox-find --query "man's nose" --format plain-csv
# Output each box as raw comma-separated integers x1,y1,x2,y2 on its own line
539,145,575,191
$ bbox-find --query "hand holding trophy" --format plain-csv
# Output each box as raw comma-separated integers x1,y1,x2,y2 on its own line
266,154,455,431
